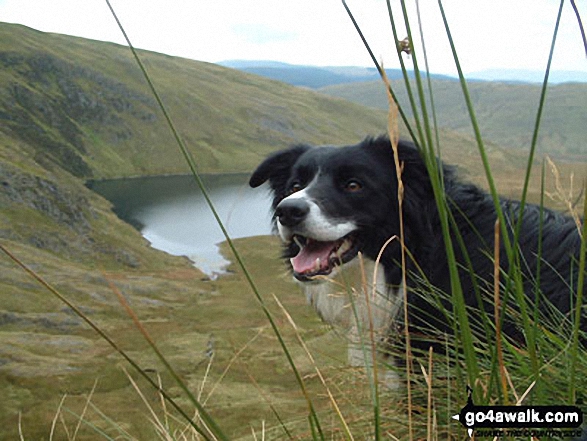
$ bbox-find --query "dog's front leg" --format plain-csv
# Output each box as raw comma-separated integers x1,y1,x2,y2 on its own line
348,323,401,390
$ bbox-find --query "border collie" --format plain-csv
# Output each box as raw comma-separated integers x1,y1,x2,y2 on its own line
249,136,584,372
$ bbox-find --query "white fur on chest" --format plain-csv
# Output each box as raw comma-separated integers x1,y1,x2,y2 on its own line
304,257,402,330
302,256,403,375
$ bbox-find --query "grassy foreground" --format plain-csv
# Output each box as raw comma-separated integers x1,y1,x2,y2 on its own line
6,232,447,440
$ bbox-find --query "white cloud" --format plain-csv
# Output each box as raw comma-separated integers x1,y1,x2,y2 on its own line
0,0,584,75
231,23,298,45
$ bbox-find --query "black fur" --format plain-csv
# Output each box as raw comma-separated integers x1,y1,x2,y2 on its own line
250,136,585,345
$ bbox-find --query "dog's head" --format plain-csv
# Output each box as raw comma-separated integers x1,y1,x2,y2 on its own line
250,136,429,283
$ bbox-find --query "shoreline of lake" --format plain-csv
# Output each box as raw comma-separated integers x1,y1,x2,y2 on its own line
85,171,252,185
87,173,273,278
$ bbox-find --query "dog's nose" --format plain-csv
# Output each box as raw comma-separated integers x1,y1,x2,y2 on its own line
275,199,310,227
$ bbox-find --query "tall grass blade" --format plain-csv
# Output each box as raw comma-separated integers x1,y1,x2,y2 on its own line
436,0,508,235
341,0,418,145
510,0,565,381
397,0,435,153
517,0,565,217
61,407,120,441
570,0,587,56
381,66,412,440
72,379,99,441
122,367,172,441
105,277,224,440
414,0,442,159
493,219,508,404
436,0,534,391
103,0,325,436
424,347,433,441
49,395,67,441
384,1,483,395
383,0,426,148
337,264,381,439
241,366,295,440
343,0,482,423
18,412,25,441
78,400,137,440
0,242,217,440
400,0,481,393
569,190,587,401
273,294,354,441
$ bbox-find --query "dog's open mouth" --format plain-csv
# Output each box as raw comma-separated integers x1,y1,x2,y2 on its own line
289,233,359,281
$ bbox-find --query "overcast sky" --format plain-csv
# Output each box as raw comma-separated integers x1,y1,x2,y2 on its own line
0,0,585,76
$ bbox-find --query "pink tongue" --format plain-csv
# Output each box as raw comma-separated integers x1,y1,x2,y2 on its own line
291,240,336,274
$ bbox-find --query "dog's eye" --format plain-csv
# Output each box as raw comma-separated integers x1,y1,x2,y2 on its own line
345,180,362,192
289,183,303,194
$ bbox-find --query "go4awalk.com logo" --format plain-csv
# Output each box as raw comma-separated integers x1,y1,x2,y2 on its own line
452,387,584,438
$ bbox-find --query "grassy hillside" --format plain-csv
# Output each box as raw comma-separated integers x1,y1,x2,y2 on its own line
0,119,356,437
0,21,391,280
0,22,403,440
0,23,390,179
0,21,585,440
1,232,365,440
320,78,587,158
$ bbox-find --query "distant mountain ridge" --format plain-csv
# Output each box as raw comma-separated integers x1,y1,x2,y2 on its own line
218,60,455,88
219,60,587,86
468,68,587,84
219,60,586,157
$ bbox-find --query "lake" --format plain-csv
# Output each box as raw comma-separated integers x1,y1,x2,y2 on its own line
88,174,273,277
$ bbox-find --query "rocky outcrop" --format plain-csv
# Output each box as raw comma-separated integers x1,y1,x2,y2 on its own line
0,51,157,178
0,162,142,267
0,163,92,233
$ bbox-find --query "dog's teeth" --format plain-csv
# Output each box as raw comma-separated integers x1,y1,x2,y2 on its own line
293,236,304,249
314,258,321,271
339,239,349,254
335,238,352,257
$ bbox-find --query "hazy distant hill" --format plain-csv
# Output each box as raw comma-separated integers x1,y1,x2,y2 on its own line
217,60,586,157
468,68,587,84
221,60,587,86
319,79,587,157
219,60,455,88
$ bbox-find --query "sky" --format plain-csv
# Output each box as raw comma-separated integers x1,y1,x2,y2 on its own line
0,0,585,76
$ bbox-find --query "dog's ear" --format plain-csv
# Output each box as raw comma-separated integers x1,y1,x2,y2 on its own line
249,144,310,191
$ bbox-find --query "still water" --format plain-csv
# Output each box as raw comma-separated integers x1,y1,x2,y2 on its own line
88,174,273,277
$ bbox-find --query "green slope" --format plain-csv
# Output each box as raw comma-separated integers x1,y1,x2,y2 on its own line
319,78,587,158
1,21,583,269
0,22,585,440
0,22,389,179
0,22,378,439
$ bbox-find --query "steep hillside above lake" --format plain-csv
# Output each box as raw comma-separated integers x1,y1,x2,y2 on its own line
0,23,389,179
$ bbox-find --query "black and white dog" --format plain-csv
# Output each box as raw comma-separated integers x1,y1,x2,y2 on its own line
249,136,585,369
